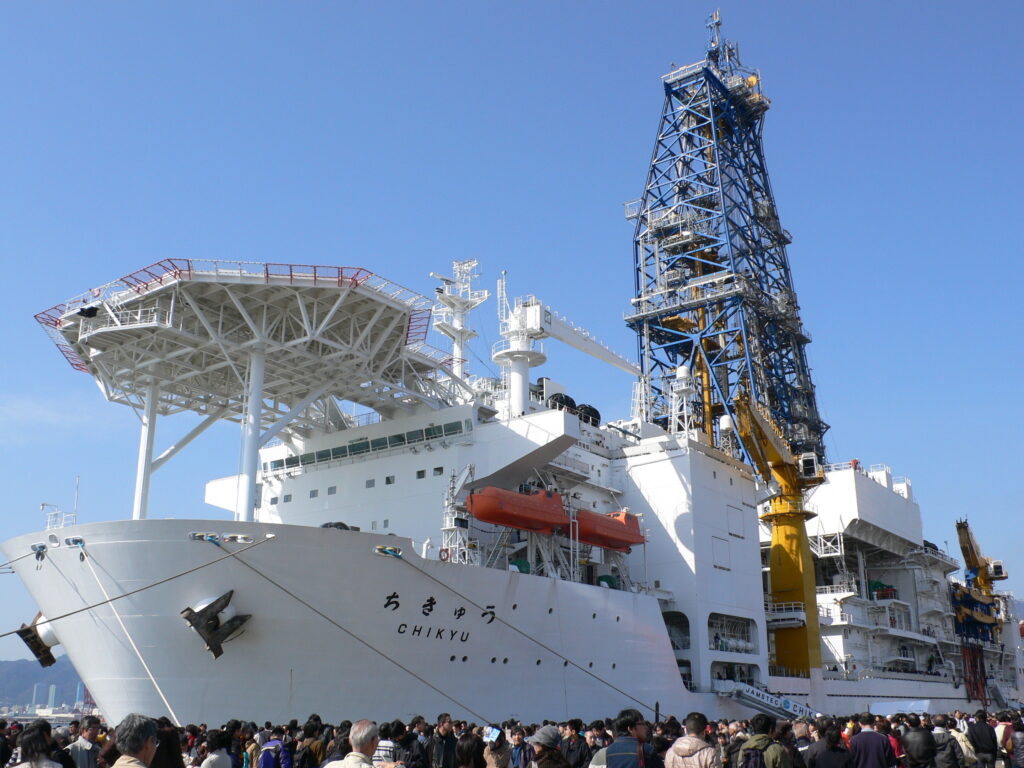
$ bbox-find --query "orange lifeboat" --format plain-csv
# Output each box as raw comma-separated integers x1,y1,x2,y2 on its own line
575,509,645,552
466,486,569,534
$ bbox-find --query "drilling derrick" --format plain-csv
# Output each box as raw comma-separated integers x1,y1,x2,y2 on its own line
625,12,827,461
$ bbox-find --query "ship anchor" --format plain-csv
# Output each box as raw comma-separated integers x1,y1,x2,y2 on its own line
181,590,251,659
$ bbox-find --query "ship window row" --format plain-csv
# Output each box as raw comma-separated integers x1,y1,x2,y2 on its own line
270,471,443,505
264,420,469,472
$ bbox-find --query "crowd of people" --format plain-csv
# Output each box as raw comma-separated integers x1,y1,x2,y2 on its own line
2,707,1024,768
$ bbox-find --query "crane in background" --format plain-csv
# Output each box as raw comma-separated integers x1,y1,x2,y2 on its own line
730,390,826,707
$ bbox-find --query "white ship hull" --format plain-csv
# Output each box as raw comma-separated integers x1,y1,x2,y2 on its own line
4,519,705,724
6,518,997,725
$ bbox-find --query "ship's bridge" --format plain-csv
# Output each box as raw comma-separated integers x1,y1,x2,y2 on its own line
36,259,464,522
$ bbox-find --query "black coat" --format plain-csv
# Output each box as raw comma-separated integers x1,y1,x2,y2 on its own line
902,729,937,768
967,724,997,756
932,731,964,768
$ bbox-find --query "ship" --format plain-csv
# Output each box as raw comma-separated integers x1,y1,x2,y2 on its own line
5,15,1022,725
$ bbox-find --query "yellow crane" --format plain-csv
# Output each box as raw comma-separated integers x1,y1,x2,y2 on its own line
956,519,1008,595
731,392,825,692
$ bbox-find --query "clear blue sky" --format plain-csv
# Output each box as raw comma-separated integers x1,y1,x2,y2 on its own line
1,2,1021,660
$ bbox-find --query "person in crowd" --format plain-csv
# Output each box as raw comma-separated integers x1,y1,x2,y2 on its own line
605,710,661,768
1007,719,1024,768
724,723,748,768
803,719,834,768
149,719,184,768
11,723,63,768
427,716,456,768
258,728,292,768
389,723,421,768
295,723,325,768
508,730,530,768
455,736,484,768
69,718,102,768
372,725,395,768
792,724,812,759
931,715,965,768
112,716,159,768
738,714,790,768
948,723,975,768
665,712,721,768
481,727,508,768
524,727,566,768
901,715,936,768
967,712,997,768
805,727,849,768
848,714,894,768
775,723,804,768
330,721,376,768
559,722,589,768
201,733,233,768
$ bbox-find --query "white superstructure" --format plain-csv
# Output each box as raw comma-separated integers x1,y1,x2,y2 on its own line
6,257,1021,725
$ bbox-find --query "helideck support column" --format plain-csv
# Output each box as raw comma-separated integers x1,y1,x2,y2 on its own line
509,355,529,417
236,348,265,522
131,382,159,520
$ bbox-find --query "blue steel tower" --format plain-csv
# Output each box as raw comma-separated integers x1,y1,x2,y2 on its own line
626,13,827,460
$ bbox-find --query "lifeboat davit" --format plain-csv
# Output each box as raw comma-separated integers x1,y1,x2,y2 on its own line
576,509,645,552
466,487,569,534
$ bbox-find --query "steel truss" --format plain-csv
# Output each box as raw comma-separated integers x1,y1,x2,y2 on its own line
626,18,827,459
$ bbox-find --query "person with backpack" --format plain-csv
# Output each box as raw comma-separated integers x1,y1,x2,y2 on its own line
258,728,293,768
295,725,326,768
737,714,791,768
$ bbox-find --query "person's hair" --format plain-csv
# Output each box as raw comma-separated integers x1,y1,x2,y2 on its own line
510,727,525,738
303,722,319,739
391,721,407,739
684,713,708,736
652,736,671,756
1013,720,1024,733
438,713,452,727
825,726,843,748
905,714,921,729
17,724,52,766
117,714,158,756
933,715,948,730
975,711,987,721
750,714,775,736
456,734,486,768
271,726,285,738
857,713,873,727
350,720,378,752
614,709,644,737
378,722,392,741
264,722,272,730
81,716,101,731
207,731,231,752
569,720,582,735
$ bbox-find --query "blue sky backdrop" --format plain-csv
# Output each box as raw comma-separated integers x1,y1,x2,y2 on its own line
0,2,1022,660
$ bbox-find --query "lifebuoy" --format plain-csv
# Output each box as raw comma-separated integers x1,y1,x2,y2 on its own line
439,548,450,562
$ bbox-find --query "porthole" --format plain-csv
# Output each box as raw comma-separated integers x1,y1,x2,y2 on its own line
616,616,620,622
449,655,456,662
462,656,468,662
592,613,597,619
512,603,518,610
491,657,497,664
588,662,594,668
502,658,508,664
536,660,542,665
563,661,568,667
612,663,617,669
547,608,553,614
